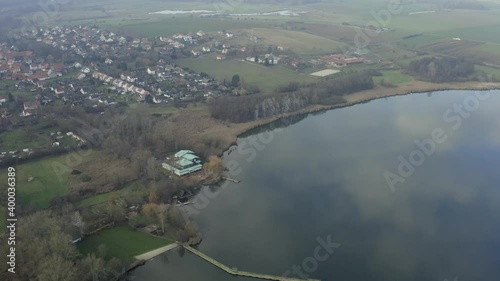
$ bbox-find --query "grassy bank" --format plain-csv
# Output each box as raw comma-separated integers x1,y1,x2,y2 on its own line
373,70,413,85
77,225,175,260
0,152,95,209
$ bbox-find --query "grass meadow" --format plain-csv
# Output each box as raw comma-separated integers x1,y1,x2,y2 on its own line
0,152,95,209
177,56,318,93
77,225,175,260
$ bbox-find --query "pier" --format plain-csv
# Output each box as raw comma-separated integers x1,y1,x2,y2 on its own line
134,243,180,261
221,176,241,183
183,245,320,281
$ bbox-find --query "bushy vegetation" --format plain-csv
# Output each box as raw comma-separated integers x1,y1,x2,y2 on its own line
209,73,374,123
407,57,475,82
0,211,128,281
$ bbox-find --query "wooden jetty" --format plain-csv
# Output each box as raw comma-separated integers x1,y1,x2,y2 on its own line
135,243,180,261
221,176,241,183
183,245,320,281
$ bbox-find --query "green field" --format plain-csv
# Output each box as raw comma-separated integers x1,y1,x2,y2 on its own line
476,65,500,81
78,189,127,208
78,181,147,208
234,28,345,55
0,121,77,151
0,152,95,209
77,226,175,260
373,70,413,85
177,56,318,93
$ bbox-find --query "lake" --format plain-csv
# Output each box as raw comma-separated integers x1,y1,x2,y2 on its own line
122,90,500,281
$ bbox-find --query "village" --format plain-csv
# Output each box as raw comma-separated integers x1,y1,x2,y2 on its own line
0,23,370,164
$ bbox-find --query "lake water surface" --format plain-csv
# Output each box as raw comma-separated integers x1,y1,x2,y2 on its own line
123,90,500,281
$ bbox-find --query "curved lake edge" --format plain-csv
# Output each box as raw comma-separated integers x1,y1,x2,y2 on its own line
125,86,500,281
221,82,500,158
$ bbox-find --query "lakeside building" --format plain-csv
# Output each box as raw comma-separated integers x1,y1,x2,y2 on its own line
162,150,203,176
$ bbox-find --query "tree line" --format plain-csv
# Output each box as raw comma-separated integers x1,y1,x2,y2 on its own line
209,72,374,123
0,211,127,281
407,57,475,82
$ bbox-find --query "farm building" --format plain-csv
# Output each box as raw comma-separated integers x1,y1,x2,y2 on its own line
321,54,365,66
162,150,203,176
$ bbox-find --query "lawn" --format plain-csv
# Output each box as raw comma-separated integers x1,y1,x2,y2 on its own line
373,70,413,85
78,181,147,208
176,56,318,93
0,152,95,209
77,226,175,260
78,189,126,208
0,121,63,151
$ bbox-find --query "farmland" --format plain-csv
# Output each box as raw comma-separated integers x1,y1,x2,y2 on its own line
177,56,318,93
120,17,269,38
233,28,345,55
78,181,147,208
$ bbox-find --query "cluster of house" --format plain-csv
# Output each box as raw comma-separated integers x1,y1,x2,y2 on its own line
0,130,83,164
245,53,281,65
0,149,34,163
3,24,286,124
21,100,41,117
92,71,150,101
159,30,211,49
0,44,64,81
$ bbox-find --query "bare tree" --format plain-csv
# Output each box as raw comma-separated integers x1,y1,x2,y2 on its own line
36,256,78,281
72,211,85,236
16,211,80,281
81,253,106,281
157,203,168,234
146,157,159,181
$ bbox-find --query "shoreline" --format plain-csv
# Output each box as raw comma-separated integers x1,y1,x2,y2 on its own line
91,81,500,279
224,81,500,149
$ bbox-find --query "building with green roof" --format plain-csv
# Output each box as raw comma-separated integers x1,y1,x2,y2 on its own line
162,150,203,176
